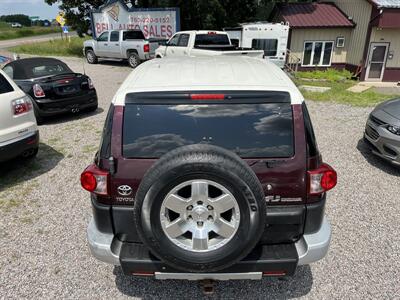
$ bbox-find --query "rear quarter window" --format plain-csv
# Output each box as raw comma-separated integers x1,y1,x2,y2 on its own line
123,102,294,158
0,74,14,94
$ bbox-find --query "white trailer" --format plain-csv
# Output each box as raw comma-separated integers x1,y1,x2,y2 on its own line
224,22,289,68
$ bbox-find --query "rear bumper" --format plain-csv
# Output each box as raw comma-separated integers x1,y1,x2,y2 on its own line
0,131,39,163
33,91,98,117
87,216,331,279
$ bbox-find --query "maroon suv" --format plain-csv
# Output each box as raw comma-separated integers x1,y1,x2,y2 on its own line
81,56,337,281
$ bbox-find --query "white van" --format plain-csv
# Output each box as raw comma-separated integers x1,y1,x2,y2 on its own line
224,22,289,68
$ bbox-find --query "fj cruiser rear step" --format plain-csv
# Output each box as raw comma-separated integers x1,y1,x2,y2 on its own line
87,217,331,279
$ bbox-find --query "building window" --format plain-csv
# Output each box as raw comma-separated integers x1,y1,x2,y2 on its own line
302,41,334,67
252,39,278,57
336,37,345,48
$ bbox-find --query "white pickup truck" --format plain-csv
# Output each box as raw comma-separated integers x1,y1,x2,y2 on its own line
155,30,264,59
83,30,158,68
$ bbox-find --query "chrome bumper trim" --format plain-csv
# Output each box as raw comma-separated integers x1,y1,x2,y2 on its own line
87,218,120,265
155,272,262,281
295,217,331,265
87,216,332,272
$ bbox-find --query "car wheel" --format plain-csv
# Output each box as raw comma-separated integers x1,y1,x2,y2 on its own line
86,49,98,64
128,53,140,68
133,144,266,272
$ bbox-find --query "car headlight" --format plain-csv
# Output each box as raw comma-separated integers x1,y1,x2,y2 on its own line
387,125,400,136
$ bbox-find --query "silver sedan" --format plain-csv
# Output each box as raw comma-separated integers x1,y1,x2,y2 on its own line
364,98,400,166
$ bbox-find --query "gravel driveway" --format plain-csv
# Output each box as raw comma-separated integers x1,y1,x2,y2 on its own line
1,57,399,299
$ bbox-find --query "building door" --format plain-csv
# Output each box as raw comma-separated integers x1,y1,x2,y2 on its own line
366,43,389,81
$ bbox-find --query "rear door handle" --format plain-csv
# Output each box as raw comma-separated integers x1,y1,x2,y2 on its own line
104,43,108,46
115,43,119,46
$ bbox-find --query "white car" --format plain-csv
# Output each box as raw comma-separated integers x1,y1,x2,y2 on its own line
11,23,22,28
155,30,264,59
0,69,39,163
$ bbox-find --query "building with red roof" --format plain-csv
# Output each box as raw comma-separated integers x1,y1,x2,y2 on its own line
272,0,400,81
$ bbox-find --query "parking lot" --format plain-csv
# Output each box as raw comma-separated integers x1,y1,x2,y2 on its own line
0,57,399,299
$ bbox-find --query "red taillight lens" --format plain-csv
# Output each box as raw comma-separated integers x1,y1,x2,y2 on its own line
308,163,337,195
80,164,109,195
33,84,45,98
143,44,150,53
12,96,33,116
190,94,225,100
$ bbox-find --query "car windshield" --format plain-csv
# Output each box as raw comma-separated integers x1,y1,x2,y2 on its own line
123,103,294,158
194,34,230,46
123,30,145,40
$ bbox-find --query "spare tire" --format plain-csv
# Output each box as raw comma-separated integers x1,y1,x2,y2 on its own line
133,144,266,272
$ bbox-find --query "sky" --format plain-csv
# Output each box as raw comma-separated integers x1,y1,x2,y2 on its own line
0,0,60,20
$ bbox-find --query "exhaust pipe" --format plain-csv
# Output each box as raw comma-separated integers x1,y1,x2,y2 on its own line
71,108,80,113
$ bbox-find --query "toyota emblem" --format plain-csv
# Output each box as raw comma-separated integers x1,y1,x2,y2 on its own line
117,185,132,196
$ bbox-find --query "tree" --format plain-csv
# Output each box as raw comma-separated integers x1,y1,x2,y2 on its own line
44,0,111,36
0,14,32,27
45,0,309,35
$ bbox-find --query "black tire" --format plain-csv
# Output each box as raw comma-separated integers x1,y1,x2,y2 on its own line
86,49,98,64
127,52,141,68
133,144,266,272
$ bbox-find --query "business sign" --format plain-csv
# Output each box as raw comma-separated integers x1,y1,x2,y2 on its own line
62,26,69,34
29,16,40,21
91,0,179,39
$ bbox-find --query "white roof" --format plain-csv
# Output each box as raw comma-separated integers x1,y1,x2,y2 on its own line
113,56,304,105
175,30,228,35
372,0,400,8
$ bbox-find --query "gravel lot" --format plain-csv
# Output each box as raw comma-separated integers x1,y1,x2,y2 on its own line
1,57,399,299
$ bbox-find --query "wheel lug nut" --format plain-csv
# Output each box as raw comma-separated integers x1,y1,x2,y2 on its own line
208,216,213,221
207,205,213,210
188,215,192,220
197,221,203,227
187,205,193,211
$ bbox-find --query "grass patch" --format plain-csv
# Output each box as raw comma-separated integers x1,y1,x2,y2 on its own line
0,25,60,40
296,69,352,82
295,79,399,107
9,37,89,57
0,198,23,212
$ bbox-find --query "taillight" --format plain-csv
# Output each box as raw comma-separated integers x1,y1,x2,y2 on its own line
308,163,337,195
12,96,32,116
190,94,225,100
33,84,45,98
80,164,109,195
88,77,94,89
143,44,150,53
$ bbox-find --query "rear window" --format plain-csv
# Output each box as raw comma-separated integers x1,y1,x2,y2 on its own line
30,64,70,78
123,103,294,158
0,74,14,94
194,34,230,46
123,30,145,40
